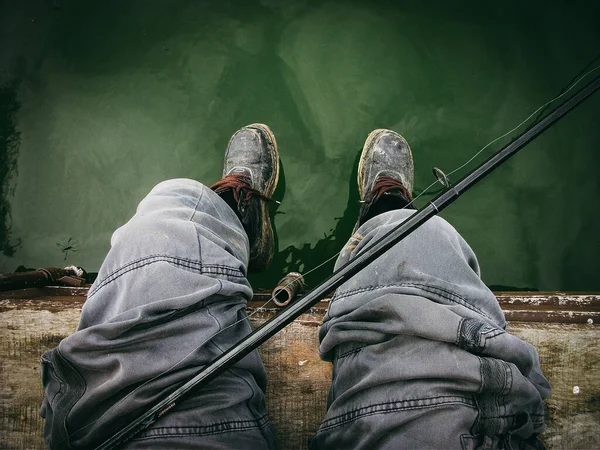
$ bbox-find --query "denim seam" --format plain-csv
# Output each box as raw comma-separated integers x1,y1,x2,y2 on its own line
89,255,203,296
330,365,336,403
333,283,459,301
482,328,504,337
504,360,513,421
473,357,486,435
318,395,476,431
206,304,222,331
506,436,515,450
477,356,484,394
456,317,466,346
332,283,491,320
194,208,203,275
201,263,243,269
498,359,507,422
460,434,478,450
49,347,87,449
41,354,65,409
483,413,545,419
202,264,246,279
134,415,271,439
188,185,205,221
89,256,245,297
336,346,365,359
498,359,509,422
477,358,513,434
481,329,505,351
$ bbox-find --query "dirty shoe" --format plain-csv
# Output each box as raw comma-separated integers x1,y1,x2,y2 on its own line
211,124,279,272
356,129,414,229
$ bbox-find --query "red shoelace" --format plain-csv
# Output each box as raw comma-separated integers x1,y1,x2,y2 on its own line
365,175,412,204
211,173,277,212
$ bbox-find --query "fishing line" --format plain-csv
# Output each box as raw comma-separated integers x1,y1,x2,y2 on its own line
69,65,600,443
214,251,341,333
402,65,600,206
445,65,600,179
402,180,438,209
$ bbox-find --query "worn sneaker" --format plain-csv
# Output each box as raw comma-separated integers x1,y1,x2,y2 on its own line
211,123,279,272
355,129,414,229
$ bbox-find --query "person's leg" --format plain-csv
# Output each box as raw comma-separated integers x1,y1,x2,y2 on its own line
40,125,280,449
311,130,550,450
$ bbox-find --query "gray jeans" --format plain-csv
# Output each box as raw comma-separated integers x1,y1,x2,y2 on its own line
41,179,550,449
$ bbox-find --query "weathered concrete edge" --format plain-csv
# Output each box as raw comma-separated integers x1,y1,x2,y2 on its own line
1,288,599,324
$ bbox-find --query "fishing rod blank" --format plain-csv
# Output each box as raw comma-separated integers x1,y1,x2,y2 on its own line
96,73,600,450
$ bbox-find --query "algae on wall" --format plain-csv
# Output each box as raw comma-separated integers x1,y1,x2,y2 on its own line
0,80,21,257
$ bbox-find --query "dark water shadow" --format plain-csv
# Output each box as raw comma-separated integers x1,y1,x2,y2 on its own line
249,148,362,290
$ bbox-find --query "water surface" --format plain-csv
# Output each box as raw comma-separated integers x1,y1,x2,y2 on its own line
1,0,599,291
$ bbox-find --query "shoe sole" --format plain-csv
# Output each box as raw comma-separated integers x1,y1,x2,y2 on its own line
245,123,280,196
245,123,279,270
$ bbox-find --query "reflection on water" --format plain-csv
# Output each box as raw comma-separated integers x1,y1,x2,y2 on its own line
1,0,599,291
252,148,362,290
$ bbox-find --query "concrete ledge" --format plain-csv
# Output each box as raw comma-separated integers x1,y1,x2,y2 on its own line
1,288,599,449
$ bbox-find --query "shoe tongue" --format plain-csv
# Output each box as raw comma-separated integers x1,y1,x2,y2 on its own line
227,167,253,179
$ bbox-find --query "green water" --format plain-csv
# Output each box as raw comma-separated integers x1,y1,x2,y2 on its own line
1,0,599,291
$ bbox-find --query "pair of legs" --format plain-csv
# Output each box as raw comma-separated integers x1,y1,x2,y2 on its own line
41,126,550,449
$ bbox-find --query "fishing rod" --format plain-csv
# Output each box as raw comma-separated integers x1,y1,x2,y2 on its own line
96,73,600,450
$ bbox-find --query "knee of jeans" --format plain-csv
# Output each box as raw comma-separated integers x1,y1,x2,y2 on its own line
149,178,208,197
